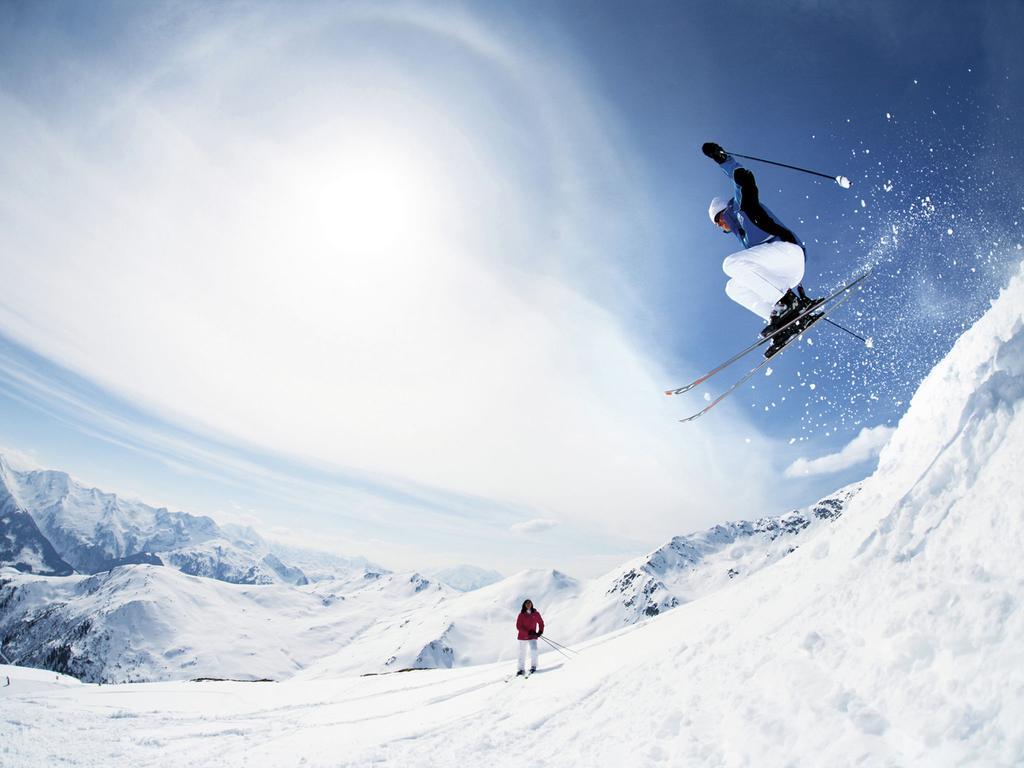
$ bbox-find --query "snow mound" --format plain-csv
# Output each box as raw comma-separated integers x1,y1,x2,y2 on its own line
0,664,81,693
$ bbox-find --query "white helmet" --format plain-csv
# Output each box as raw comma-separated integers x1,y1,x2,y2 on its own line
708,196,729,223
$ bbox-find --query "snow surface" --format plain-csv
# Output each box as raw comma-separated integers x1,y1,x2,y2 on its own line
0,664,80,692
4,263,1024,765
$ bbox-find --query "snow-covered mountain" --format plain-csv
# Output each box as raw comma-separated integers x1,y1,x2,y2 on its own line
262,540,385,582
0,457,315,585
0,490,74,577
0,480,856,683
430,564,504,592
589,482,860,631
0,564,456,683
6,260,1023,766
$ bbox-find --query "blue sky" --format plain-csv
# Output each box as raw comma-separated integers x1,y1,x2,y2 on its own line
1,0,1022,576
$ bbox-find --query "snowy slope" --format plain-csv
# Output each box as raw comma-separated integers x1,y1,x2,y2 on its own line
4,261,1024,766
0,663,81,692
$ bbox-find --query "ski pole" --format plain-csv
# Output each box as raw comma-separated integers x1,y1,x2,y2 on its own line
541,636,579,654
823,317,869,344
539,636,574,660
724,150,852,189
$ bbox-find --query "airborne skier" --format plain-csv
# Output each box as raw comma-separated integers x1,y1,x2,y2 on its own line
703,141,822,357
665,145,867,419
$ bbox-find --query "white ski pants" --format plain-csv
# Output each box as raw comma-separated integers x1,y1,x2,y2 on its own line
518,639,538,671
722,240,805,320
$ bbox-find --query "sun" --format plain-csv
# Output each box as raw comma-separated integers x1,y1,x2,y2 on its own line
288,125,453,263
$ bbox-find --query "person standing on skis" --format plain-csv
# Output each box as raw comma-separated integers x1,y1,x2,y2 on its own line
703,141,822,357
515,599,544,676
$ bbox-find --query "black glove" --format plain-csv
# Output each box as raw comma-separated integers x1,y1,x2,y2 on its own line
537,630,543,637
702,142,727,164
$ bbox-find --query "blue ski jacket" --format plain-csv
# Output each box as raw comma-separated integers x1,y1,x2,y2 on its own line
717,154,804,256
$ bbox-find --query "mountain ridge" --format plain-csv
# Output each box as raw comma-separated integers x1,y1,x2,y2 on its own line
0,457,314,586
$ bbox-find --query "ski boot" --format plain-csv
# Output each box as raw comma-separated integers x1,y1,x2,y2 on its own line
763,293,826,359
764,327,799,358
795,284,826,316
759,289,801,339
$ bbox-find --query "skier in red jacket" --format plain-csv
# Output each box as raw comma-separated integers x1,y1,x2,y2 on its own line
515,599,544,676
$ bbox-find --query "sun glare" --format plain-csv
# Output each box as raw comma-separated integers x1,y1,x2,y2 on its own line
240,118,471,336
305,134,448,259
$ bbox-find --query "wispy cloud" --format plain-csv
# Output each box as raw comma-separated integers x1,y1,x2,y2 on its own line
0,2,784,553
784,425,895,478
510,518,559,535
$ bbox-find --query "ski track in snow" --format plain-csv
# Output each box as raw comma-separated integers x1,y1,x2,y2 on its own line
5,261,1024,766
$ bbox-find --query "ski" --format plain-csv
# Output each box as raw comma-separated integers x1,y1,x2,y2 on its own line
678,271,871,423
664,270,872,397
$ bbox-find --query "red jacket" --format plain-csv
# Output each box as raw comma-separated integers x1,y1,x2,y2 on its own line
516,610,544,640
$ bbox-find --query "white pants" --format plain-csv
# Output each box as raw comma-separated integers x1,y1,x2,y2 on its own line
518,639,538,671
722,240,805,320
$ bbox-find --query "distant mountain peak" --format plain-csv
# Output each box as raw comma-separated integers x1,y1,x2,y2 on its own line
431,564,503,592
0,458,312,586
